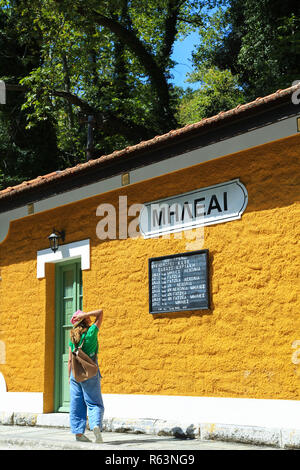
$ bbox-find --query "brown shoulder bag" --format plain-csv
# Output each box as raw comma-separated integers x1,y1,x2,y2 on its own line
71,335,99,383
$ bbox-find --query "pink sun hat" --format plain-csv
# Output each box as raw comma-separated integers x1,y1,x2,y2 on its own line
70,310,85,328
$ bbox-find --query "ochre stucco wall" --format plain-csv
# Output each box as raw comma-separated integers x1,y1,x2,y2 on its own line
0,134,299,411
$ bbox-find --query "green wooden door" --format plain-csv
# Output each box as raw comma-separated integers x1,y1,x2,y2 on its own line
54,260,82,412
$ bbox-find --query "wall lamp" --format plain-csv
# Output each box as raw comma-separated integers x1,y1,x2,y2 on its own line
48,228,65,253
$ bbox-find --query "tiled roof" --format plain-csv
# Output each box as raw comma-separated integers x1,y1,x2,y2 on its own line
0,83,299,203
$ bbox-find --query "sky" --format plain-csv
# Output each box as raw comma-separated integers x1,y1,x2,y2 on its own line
170,31,200,90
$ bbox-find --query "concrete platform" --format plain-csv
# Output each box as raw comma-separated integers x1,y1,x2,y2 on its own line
0,412,299,449
0,425,277,450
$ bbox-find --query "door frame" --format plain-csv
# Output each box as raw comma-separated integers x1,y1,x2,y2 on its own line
54,258,82,412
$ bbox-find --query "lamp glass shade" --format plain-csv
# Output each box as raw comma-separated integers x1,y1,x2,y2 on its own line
48,232,59,253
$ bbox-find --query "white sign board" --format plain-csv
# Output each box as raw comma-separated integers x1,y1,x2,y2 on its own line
139,179,248,238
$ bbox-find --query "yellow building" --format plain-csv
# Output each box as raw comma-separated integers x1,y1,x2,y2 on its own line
0,85,300,438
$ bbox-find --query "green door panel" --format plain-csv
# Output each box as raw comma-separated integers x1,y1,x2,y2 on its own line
54,261,82,412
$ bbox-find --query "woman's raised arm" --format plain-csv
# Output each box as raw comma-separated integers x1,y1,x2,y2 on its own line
88,309,103,329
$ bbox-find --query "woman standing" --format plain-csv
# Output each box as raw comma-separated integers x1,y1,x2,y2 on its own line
68,308,104,443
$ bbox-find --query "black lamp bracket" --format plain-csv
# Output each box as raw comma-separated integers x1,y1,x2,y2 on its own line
55,229,65,243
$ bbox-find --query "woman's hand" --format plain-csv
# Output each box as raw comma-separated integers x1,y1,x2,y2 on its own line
75,311,91,322
74,309,103,328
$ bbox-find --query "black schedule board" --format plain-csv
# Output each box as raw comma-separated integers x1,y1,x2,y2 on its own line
149,250,210,314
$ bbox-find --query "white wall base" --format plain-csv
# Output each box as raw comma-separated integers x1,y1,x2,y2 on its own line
102,394,300,430
0,392,43,414
1,391,300,430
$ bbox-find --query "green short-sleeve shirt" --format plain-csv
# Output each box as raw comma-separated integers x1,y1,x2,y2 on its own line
69,323,99,357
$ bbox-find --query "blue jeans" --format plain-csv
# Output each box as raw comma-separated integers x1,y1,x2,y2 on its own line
69,361,104,434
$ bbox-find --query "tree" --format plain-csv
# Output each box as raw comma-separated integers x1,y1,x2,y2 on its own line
177,6,245,125
0,0,221,188
2,0,297,189
179,0,300,126
177,66,244,125
192,0,300,100
0,5,61,189
1,1,218,153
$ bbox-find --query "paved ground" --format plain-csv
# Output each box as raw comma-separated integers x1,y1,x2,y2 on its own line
0,425,277,450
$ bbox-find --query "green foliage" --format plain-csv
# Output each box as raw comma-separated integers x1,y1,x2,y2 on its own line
177,7,245,126
0,0,219,188
179,0,300,127
192,0,300,100
0,4,61,190
177,66,244,125
0,0,299,190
